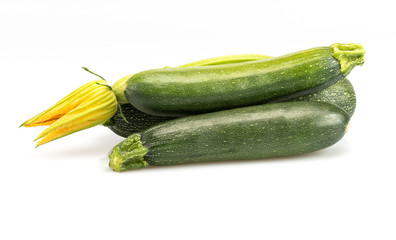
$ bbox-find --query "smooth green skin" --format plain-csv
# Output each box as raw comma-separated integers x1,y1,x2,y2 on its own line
125,46,350,117
109,101,350,171
105,54,272,137
111,54,272,104
105,78,356,138
290,77,356,116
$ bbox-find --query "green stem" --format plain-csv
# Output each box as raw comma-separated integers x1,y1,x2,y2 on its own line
331,43,365,76
82,67,107,80
109,133,148,172
96,82,112,90
117,103,129,123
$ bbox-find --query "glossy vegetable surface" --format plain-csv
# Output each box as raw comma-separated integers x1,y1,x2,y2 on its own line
105,78,356,137
109,102,350,171
124,43,364,116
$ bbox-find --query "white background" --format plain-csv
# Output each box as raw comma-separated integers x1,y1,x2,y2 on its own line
1,0,395,239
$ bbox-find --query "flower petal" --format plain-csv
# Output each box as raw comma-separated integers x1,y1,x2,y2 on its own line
22,79,118,146
21,80,108,127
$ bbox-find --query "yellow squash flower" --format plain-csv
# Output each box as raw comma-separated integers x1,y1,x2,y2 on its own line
21,79,117,147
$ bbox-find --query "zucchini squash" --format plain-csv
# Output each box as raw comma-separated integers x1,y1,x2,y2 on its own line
22,44,363,147
289,77,356,116
124,43,364,116
105,54,271,137
103,104,176,138
105,77,356,138
109,101,350,171
111,54,272,104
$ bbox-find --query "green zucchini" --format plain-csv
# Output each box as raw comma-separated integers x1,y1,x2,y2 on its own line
124,43,364,117
103,104,176,138
111,54,272,104
109,101,350,171
105,77,356,138
105,54,271,137
290,77,356,116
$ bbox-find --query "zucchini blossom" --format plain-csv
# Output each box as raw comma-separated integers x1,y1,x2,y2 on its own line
21,79,117,147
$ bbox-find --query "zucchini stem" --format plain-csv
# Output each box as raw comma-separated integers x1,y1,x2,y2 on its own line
109,133,149,172
331,43,365,76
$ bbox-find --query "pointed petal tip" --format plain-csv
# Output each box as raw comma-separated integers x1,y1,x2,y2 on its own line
20,119,30,127
35,141,45,148
23,78,118,146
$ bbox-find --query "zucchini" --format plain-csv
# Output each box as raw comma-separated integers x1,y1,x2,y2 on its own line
124,43,364,117
105,77,356,138
109,101,350,171
103,104,176,138
111,54,271,104
105,54,271,137
290,77,356,116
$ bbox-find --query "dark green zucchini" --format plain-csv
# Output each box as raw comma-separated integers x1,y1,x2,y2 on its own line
289,77,356,116
104,78,356,138
111,54,272,104
125,43,364,117
104,54,271,137
102,104,176,138
109,101,350,172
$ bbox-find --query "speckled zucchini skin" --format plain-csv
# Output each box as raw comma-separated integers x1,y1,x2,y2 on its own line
290,77,356,116
105,78,355,138
125,47,343,117
103,104,175,138
109,101,350,171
